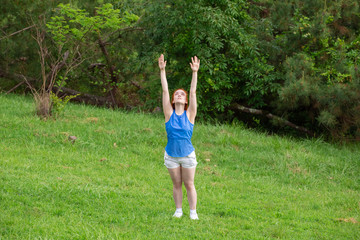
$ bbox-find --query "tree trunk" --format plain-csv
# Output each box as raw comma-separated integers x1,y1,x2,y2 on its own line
98,37,118,106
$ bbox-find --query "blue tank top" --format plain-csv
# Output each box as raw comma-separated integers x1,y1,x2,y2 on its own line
165,111,195,157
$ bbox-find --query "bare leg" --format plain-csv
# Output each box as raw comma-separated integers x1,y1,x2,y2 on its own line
167,167,183,208
182,167,197,210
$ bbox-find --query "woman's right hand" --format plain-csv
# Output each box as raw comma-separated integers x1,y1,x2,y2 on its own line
158,54,167,70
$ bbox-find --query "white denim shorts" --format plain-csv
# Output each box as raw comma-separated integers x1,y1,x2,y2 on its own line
164,151,198,169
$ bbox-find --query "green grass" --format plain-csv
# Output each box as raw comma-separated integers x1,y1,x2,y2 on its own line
0,93,359,239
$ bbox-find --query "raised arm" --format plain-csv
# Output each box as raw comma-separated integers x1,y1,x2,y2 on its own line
187,56,200,124
159,54,173,122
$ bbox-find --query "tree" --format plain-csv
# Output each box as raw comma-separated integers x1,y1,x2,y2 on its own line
46,3,139,107
137,0,279,121
251,0,360,139
1,2,140,116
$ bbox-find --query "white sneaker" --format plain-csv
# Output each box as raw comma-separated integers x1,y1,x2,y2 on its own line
173,211,183,218
190,212,199,220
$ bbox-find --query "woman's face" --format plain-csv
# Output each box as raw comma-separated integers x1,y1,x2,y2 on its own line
173,90,187,105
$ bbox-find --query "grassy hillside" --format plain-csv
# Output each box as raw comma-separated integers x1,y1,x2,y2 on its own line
0,93,359,239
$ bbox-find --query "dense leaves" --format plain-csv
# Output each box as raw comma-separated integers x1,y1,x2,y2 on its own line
139,0,278,120
1,0,359,140
252,0,360,139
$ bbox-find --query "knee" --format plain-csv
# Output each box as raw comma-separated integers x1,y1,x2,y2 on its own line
173,181,182,190
184,181,195,191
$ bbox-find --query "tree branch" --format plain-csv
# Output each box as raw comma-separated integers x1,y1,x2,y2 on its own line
231,103,314,137
53,86,115,107
6,80,26,94
0,69,37,85
0,25,36,41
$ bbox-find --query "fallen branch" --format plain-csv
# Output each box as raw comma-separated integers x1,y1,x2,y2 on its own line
231,103,314,137
6,80,26,94
0,25,36,41
2,69,144,109
0,70,38,93
0,69,37,83
53,86,115,107
88,63,106,69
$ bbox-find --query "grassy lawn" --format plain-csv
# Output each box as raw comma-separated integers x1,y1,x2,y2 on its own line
0,93,359,239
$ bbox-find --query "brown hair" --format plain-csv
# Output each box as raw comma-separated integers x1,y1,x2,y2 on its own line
171,88,188,110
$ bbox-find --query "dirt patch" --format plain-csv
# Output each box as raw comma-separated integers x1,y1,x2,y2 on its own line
200,166,220,176
232,145,239,151
335,218,358,224
142,128,152,133
287,162,310,176
202,151,213,158
86,117,99,123
220,129,232,136
201,142,215,148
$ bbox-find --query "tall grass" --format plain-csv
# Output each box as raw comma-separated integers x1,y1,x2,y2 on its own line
0,93,359,239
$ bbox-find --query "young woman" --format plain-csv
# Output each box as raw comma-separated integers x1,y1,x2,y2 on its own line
158,54,200,220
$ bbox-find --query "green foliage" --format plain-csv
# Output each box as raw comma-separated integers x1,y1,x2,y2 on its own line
46,3,140,101
138,0,279,119
50,91,80,117
1,0,360,140
253,0,360,139
317,110,337,128
0,0,64,85
46,3,138,46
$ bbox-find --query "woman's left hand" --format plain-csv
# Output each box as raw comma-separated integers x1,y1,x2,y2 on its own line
190,56,200,72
